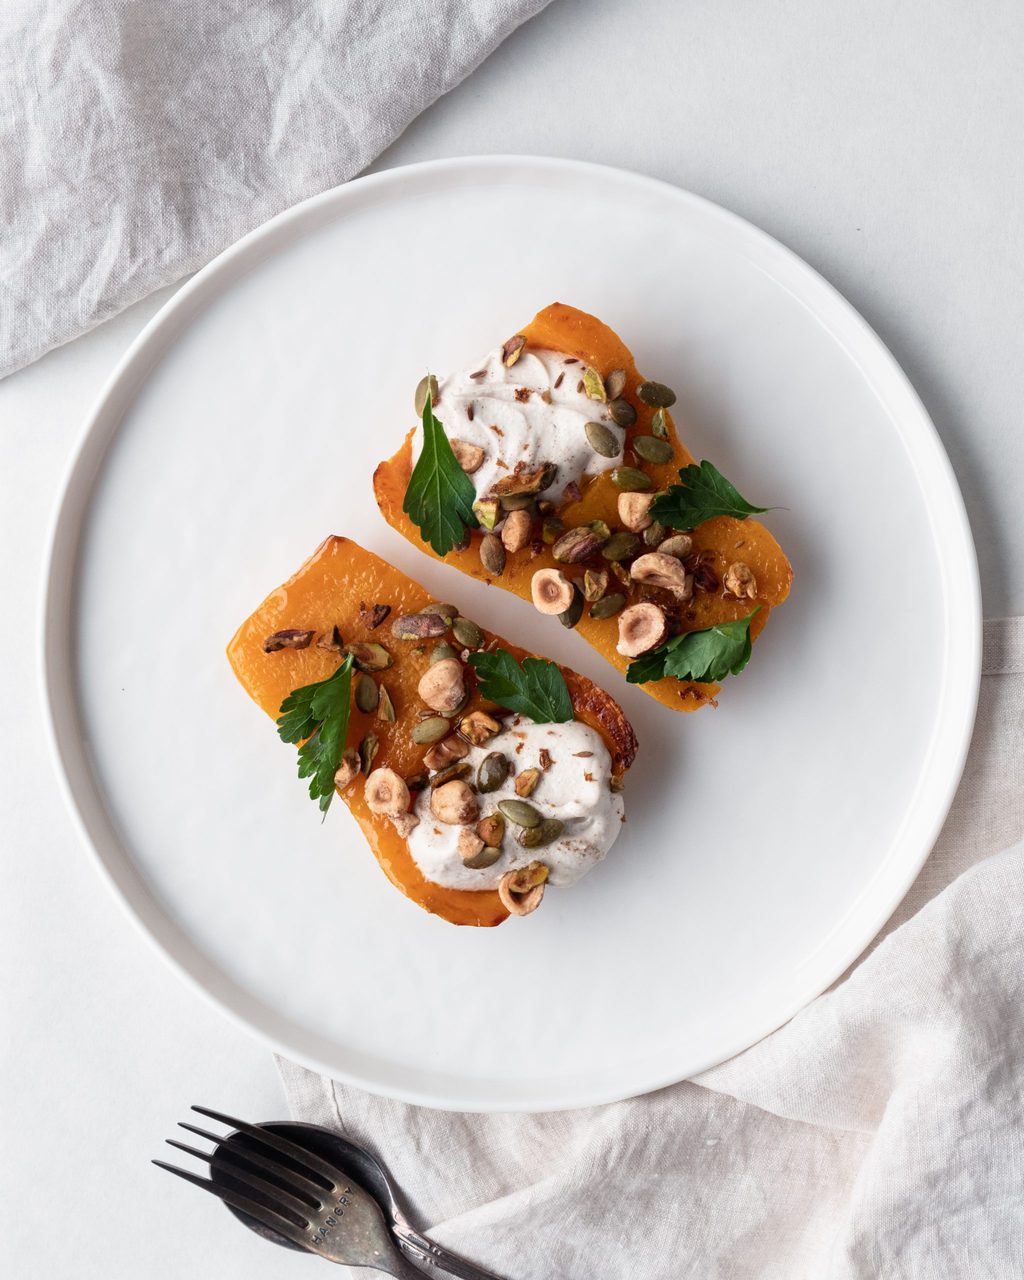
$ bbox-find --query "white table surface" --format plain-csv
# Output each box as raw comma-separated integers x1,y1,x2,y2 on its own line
3,2,1021,1275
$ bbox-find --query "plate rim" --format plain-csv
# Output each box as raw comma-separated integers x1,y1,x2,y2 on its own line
39,154,982,1111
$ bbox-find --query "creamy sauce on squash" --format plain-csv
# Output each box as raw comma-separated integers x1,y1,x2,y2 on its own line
412,346,621,505
407,717,624,890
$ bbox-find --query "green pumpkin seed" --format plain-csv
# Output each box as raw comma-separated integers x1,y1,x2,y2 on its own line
463,845,503,870
582,367,607,401
607,397,637,428
412,716,451,744
643,521,668,547
359,732,379,774
589,592,627,620
585,420,620,458
414,374,439,416
429,641,458,666
499,492,535,512
354,672,379,714
517,817,565,848
498,799,543,829
430,761,472,788
612,467,652,492
634,435,674,464
422,601,459,619
637,380,676,408
559,585,585,629
477,752,509,793
480,533,506,577
602,531,641,561
542,516,565,544
651,409,669,439
605,367,627,400
452,617,484,650
658,534,694,559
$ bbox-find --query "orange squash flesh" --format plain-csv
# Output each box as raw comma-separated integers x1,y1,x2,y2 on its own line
227,536,638,928
374,302,793,710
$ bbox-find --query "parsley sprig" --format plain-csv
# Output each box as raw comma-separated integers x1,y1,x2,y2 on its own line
276,654,354,812
403,389,479,556
468,649,573,723
650,460,771,528
627,611,758,685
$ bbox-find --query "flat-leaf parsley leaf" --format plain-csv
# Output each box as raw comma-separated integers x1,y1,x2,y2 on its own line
650,460,771,528
402,389,479,556
627,611,759,685
468,649,573,723
276,654,354,813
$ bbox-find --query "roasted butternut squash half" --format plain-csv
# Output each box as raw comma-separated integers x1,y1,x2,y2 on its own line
374,303,792,710
228,537,637,927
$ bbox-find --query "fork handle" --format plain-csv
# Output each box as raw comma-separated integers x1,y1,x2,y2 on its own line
398,1229,506,1280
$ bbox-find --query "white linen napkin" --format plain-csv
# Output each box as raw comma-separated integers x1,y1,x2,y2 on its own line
0,0,549,379
279,616,1024,1278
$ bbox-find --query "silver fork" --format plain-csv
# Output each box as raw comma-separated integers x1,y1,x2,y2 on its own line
153,1107,502,1279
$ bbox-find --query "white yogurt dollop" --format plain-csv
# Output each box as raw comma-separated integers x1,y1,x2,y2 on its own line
407,717,625,891
411,346,621,506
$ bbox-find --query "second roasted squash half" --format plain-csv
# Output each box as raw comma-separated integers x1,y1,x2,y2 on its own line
374,302,792,711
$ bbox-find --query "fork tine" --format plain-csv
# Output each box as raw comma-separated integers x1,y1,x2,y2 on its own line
190,1106,346,1187
176,1123,327,1199
152,1161,313,1251
164,1140,319,1217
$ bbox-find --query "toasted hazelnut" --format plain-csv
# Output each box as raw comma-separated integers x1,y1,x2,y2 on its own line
498,861,549,916
724,561,758,599
450,438,485,474
616,602,669,657
417,657,466,714
629,552,693,600
364,768,411,817
430,780,479,826
333,748,361,791
422,734,470,772
457,827,485,862
459,710,501,745
389,811,420,839
617,491,656,532
531,567,575,615
501,508,533,554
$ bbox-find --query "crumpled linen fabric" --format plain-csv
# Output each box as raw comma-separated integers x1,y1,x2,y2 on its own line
0,0,549,378
279,616,1024,1278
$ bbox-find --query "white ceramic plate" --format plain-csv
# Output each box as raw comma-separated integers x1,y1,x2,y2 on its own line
43,157,980,1112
